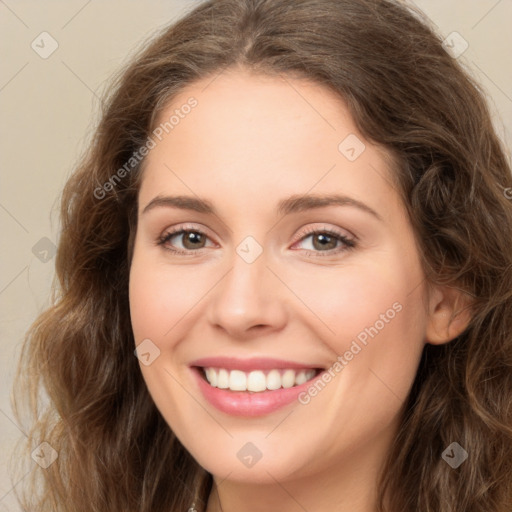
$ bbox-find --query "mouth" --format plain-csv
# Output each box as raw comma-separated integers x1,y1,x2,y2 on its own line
189,357,327,416
197,366,323,392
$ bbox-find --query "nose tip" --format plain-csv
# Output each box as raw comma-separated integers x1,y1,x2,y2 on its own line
205,254,288,339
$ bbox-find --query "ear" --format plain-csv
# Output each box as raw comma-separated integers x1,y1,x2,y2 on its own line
425,284,474,345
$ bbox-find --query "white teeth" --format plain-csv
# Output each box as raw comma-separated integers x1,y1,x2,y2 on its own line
205,367,217,387
247,370,267,392
281,369,295,388
217,368,229,389
229,370,247,391
295,370,308,386
266,369,282,390
203,367,317,392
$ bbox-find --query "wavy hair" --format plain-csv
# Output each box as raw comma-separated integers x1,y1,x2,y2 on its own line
12,0,512,511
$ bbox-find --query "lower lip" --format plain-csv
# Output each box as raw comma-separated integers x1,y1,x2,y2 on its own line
191,367,319,417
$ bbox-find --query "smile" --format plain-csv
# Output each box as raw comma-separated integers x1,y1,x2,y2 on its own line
202,367,319,392
189,357,326,416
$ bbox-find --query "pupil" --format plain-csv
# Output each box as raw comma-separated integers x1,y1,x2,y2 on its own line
313,233,335,250
185,231,204,248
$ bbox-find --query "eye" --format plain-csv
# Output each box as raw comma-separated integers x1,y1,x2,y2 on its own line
292,226,356,257
157,225,215,255
156,224,357,257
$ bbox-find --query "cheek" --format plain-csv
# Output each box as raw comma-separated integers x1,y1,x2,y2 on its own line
288,255,427,396
287,256,423,347
129,268,167,343
128,254,203,423
290,263,427,451
129,254,206,343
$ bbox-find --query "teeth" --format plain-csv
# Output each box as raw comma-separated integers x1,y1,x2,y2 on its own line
203,368,317,392
229,370,247,391
295,370,308,385
247,370,267,392
217,368,229,389
281,369,295,388
205,367,217,387
266,369,281,390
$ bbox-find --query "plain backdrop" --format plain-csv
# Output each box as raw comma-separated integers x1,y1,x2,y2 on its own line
1,1,511,510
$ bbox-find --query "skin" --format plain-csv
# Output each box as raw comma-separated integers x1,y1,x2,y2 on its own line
129,67,471,512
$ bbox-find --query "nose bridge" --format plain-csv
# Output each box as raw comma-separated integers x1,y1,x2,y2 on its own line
206,239,288,336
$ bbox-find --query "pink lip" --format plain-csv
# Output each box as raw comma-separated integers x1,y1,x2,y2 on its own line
189,357,324,417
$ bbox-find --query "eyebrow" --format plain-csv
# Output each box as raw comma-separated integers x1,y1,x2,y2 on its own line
142,193,382,221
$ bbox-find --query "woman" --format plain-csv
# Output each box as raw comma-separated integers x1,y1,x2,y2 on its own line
13,0,512,511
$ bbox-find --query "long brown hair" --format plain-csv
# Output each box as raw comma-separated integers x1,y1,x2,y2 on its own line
12,1,512,511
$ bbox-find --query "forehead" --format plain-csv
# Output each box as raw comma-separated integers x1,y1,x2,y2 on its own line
153,68,359,160
139,69,403,223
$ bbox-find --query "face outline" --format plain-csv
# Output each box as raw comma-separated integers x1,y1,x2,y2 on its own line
128,67,439,506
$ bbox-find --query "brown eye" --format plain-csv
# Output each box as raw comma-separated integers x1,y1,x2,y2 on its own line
293,228,356,257
180,231,207,250
158,227,213,254
311,233,338,251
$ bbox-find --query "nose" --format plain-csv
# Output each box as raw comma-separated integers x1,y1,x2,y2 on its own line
206,247,288,340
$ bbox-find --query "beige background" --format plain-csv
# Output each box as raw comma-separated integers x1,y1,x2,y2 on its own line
1,1,511,510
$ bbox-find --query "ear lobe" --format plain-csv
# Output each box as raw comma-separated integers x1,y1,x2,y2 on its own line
425,284,474,345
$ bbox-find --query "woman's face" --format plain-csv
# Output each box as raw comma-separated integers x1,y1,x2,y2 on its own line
129,69,430,486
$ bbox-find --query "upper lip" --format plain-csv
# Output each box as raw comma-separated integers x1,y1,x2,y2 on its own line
190,356,324,372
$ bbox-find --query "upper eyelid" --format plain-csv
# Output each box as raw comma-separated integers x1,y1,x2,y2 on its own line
295,224,355,241
163,223,213,237
161,223,352,238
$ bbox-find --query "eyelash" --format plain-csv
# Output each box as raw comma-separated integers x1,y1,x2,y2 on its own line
156,224,357,258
